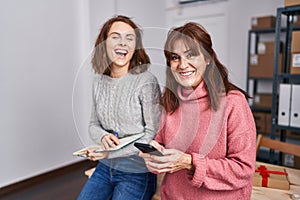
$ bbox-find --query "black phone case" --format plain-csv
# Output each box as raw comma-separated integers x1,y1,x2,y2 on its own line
134,142,163,156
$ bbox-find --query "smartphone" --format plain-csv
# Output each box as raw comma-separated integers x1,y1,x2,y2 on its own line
134,142,163,156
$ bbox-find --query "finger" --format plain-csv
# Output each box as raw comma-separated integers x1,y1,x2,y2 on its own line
150,141,164,152
146,159,173,170
147,163,173,174
87,147,98,152
88,152,107,160
139,152,151,159
102,139,111,150
110,135,119,145
104,134,119,148
106,139,117,148
160,148,176,155
86,148,99,156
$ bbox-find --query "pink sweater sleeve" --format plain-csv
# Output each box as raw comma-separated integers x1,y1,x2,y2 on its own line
154,111,166,145
190,93,256,190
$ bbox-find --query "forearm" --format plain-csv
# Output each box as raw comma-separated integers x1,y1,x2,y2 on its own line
190,129,256,190
89,123,107,144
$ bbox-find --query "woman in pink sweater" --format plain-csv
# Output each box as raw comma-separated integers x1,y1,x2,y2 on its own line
139,22,256,200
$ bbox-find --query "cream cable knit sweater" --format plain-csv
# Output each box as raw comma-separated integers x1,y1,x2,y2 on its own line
89,70,161,172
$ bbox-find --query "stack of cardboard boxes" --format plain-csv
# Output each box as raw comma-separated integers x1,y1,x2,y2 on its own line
285,0,300,74
249,41,283,78
283,0,300,169
291,31,300,74
253,112,272,135
249,16,281,135
289,0,300,74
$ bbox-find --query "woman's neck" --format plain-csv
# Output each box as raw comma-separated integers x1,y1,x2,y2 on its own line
110,65,129,78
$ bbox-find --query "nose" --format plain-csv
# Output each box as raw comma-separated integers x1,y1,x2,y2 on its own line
119,37,126,47
179,58,189,69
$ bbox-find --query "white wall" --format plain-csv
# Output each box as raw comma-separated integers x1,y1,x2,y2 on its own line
0,0,88,187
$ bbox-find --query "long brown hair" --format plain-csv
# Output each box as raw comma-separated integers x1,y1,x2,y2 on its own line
91,15,150,75
162,22,249,113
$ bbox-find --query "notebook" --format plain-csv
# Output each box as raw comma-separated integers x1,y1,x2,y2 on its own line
73,132,145,157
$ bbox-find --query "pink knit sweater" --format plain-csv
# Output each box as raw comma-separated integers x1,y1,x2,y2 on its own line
155,81,256,200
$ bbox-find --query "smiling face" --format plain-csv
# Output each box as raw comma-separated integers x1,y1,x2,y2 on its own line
169,39,208,89
106,21,136,76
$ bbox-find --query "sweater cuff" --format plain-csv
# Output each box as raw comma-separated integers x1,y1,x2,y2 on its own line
190,153,206,187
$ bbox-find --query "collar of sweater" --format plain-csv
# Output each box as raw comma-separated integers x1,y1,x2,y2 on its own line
177,80,208,102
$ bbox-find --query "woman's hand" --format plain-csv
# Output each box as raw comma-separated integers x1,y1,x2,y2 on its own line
101,133,120,150
86,148,109,161
139,141,193,174
85,133,119,161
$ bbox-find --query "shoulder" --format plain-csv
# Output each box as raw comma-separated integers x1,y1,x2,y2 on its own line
92,74,104,82
225,90,250,111
91,74,110,92
226,90,247,102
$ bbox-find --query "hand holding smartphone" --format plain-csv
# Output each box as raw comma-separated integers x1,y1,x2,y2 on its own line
134,142,163,156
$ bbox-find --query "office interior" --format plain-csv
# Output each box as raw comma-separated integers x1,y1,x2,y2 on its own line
1,0,300,199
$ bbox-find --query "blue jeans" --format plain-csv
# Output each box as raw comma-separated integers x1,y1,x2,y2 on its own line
78,162,156,200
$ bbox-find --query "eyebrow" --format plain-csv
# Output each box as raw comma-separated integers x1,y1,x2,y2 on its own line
184,49,192,54
171,49,192,55
109,32,135,37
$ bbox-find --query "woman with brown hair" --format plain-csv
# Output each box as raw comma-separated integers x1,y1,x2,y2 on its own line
78,15,161,200
139,22,256,200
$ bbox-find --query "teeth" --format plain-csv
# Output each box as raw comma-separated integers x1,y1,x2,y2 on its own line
180,71,194,76
115,49,128,55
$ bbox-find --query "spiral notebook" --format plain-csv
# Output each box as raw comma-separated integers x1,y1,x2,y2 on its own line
73,133,145,157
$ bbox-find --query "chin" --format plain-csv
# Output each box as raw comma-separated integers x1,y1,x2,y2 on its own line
178,83,193,89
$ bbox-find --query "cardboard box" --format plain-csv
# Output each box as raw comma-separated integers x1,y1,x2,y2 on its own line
283,154,300,169
290,53,300,74
285,0,300,7
253,94,272,108
257,41,283,55
253,112,273,134
253,112,266,133
293,16,300,26
265,113,272,134
292,31,300,53
249,54,282,78
286,130,300,140
251,16,276,30
253,164,290,190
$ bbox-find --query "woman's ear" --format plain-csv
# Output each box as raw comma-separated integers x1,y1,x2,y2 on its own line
206,59,211,67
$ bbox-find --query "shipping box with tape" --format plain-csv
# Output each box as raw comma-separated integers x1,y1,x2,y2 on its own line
253,164,290,190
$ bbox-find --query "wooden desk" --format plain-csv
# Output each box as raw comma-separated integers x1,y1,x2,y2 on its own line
85,162,300,200
251,162,300,200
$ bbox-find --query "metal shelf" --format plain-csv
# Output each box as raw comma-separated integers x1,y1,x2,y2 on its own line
275,125,300,132
270,5,300,163
247,5,300,164
250,106,272,113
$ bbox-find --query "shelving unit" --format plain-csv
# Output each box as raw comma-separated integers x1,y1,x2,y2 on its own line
246,28,280,136
270,5,300,163
247,5,300,165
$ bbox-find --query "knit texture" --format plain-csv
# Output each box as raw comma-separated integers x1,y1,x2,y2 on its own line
155,81,256,200
89,70,161,172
